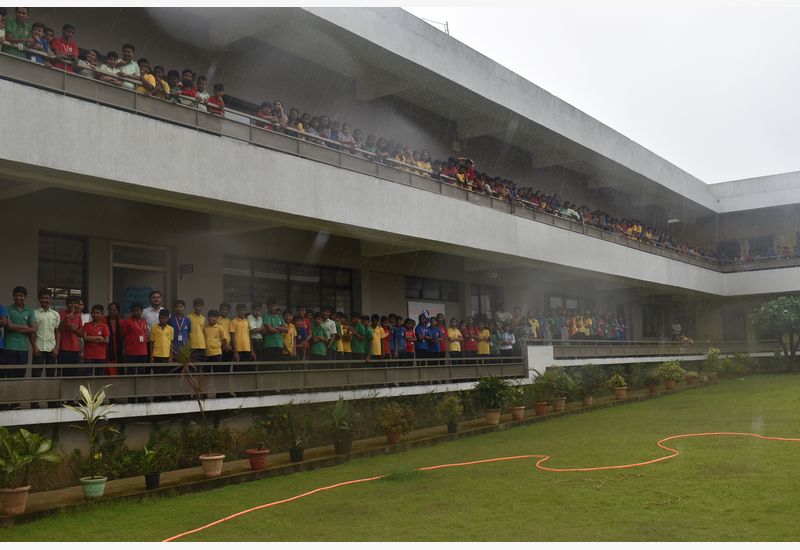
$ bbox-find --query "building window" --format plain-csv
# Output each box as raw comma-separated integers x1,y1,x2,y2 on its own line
38,233,86,310
405,277,459,302
470,284,497,320
641,304,668,339
748,235,773,257
111,242,171,314
721,307,747,342
716,239,741,260
224,256,352,314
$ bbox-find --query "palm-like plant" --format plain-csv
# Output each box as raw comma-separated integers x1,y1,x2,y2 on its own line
63,384,118,479
0,427,60,488
175,345,214,455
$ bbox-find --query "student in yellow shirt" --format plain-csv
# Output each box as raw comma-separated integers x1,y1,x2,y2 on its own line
447,317,463,365
218,302,232,362
150,309,174,373
188,298,207,362
230,303,255,368
370,313,384,361
282,310,297,359
477,319,492,361
203,309,228,373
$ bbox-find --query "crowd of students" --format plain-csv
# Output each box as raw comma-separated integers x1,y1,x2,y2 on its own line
0,7,742,266
0,285,630,379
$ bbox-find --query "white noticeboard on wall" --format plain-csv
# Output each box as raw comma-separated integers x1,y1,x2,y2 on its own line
407,301,446,322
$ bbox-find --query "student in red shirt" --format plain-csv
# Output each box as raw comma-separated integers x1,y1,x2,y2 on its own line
462,316,479,360
58,295,83,376
207,83,225,117
83,304,110,376
122,302,149,374
380,316,392,359
50,23,78,72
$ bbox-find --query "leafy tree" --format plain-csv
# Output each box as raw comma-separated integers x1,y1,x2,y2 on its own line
751,295,800,368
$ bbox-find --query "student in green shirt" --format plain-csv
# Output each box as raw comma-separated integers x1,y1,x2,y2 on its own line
262,297,288,362
361,315,374,365
4,286,36,378
2,7,33,59
349,312,366,364
310,313,328,365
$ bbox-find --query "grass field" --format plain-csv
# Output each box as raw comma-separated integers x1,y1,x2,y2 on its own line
5,373,800,542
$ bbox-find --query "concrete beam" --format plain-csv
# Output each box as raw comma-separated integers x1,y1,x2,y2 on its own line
355,70,413,101
360,240,420,258
0,181,49,201
209,215,281,236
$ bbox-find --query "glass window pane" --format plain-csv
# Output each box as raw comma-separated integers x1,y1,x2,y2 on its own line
254,280,287,308
113,245,167,268
441,281,459,302
223,274,252,303
422,279,440,300
405,277,422,299
290,265,320,283
253,260,287,280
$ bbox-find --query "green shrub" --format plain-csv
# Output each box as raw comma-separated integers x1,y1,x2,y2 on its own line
653,360,685,382
472,376,512,410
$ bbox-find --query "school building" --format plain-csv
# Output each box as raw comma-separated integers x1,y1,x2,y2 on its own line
1,7,799,431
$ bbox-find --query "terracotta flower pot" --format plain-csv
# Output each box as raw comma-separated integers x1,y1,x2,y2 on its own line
0,485,31,516
484,409,501,425
386,431,402,445
534,401,548,416
685,376,697,385
551,396,566,412
510,406,525,421
581,395,593,407
648,384,659,395
245,448,270,470
199,454,225,478
613,386,628,399
664,379,677,390
80,476,108,498
446,420,458,433
333,431,354,455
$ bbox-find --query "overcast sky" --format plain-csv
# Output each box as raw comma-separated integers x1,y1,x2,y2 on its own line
403,2,800,184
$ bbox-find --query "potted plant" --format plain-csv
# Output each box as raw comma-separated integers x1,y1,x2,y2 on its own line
606,373,628,399
176,346,225,477
653,360,685,390
0,427,60,516
576,365,605,406
472,375,512,425
139,446,161,490
329,397,355,455
531,373,552,416
508,385,528,421
375,402,416,444
259,402,310,462
436,394,463,433
644,372,661,395
244,443,270,471
541,369,576,412
685,370,699,385
64,384,119,498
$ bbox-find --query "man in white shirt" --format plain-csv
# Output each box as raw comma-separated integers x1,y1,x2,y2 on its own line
32,289,61,379
115,42,140,90
247,302,265,361
321,306,338,360
142,290,164,337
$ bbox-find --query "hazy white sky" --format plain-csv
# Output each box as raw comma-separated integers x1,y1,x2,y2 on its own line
403,2,800,184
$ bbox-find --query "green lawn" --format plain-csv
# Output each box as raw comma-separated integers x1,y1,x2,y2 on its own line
6,374,800,542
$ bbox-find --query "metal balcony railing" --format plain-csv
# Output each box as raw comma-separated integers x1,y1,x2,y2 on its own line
0,356,528,406
529,339,779,360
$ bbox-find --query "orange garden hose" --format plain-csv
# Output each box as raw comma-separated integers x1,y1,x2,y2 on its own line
162,432,800,542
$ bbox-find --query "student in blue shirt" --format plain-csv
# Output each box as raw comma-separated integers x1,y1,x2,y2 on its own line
390,315,405,359
414,314,429,360
168,299,192,353
28,22,50,64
